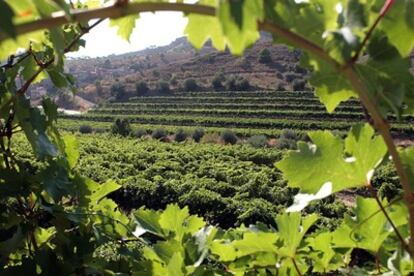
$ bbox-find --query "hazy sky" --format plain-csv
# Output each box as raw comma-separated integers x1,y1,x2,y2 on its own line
68,11,188,58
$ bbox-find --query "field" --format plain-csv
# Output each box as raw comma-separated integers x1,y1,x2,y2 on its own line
59,91,414,138
51,91,403,230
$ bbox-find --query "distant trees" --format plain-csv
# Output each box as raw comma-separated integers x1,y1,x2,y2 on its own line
183,78,198,91
212,73,225,91
95,81,103,96
225,75,250,91
155,81,170,94
110,82,126,101
111,118,131,137
258,48,272,64
135,80,149,96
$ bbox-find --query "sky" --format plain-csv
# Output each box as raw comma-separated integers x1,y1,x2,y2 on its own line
68,11,188,58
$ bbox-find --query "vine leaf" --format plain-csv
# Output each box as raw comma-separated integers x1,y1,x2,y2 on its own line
276,124,387,208
217,0,263,55
400,146,414,192
332,197,408,254
109,14,139,42
185,0,226,51
380,0,414,57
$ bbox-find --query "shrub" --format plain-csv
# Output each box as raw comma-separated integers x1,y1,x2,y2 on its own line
225,75,250,91
212,74,225,91
276,83,286,91
192,128,205,142
183,78,198,91
79,125,93,134
155,81,170,94
110,82,126,101
280,129,299,140
134,128,147,138
174,128,187,142
275,138,297,150
152,128,167,140
247,135,268,148
258,48,272,63
292,79,306,91
111,118,131,137
220,130,238,145
135,81,149,96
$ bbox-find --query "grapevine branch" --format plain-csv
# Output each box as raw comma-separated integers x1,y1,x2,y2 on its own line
2,0,414,255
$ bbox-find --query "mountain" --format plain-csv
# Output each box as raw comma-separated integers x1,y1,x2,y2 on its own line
30,33,308,109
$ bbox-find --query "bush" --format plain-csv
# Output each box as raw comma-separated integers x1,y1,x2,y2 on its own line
192,128,205,142
152,128,167,140
220,130,238,145
174,128,187,142
258,48,272,64
212,74,225,91
292,79,306,91
111,118,131,137
169,74,178,86
79,125,93,134
155,81,170,94
280,129,299,140
135,81,149,96
133,128,147,138
183,78,198,91
110,82,126,101
247,135,268,148
225,75,250,91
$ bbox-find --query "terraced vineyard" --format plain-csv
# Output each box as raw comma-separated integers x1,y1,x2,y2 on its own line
60,91,414,137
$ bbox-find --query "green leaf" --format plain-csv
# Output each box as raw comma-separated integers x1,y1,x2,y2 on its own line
167,252,184,276
332,197,408,253
217,0,263,55
276,212,318,258
380,0,414,57
400,146,414,192
0,1,16,38
62,135,79,169
307,232,347,272
109,14,139,42
133,208,163,238
185,0,226,51
276,124,387,196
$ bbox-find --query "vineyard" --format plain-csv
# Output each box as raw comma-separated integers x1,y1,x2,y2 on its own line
60,91,414,137
2,0,414,274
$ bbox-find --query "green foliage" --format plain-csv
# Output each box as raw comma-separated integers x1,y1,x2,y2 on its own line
258,48,272,63
111,118,132,137
152,128,167,140
220,129,238,145
174,128,187,142
183,78,199,92
133,127,147,138
155,80,170,94
192,128,205,142
225,75,250,91
212,73,225,91
110,82,126,101
2,0,414,274
135,80,149,96
247,134,267,148
79,124,93,134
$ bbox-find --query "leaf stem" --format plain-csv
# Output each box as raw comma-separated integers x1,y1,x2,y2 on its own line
0,2,216,43
367,184,410,254
343,65,414,254
291,257,303,276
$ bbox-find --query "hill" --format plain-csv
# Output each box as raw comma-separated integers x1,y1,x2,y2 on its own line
30,33,308,108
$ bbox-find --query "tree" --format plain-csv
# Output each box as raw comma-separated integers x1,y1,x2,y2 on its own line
183,78,198,91
258,48,272,63
155,81,170,94
110,82,126,101
212,73,225,91
135,80,149,96
111,118,132,136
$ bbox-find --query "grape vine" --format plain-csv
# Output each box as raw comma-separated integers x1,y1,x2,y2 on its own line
0,0,413,274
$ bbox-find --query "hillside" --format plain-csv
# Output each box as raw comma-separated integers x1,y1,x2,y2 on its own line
29,33,308,108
